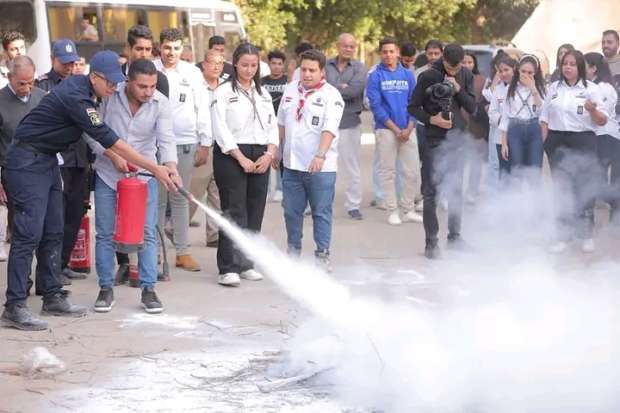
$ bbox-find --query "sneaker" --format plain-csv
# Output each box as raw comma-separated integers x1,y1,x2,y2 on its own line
41,293,87,317
549,241,568,254
348,209,363,220
271,190,283,203
446,234,471,252
176,254,201,272
94,288,115,313
414,202,424,213
141,288,163,314
62,275,72,286
388,211,402,225
315,250,333,273
424,244,441,260
402,210,423,223
240,269,264,281
62,267,87,280
114,263,130,286
1,303,48,331
0,242,7,261
218,272,241,287
581,238,595,253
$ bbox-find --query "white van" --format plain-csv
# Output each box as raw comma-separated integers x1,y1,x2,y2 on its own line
0,0,246,73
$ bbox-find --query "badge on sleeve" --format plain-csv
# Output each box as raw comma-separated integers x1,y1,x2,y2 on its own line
179,93,186,103
577,105,584,115
312,116,320,126
86,107,103,126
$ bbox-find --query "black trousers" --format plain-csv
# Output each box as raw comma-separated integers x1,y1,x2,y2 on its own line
213,144,269,274
60,167,90,270
421,130,466,247
544,130,599,240
597,134,620,222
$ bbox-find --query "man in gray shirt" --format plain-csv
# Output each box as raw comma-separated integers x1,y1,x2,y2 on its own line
87,59,180,314
325,33,368,220
0,56,45,263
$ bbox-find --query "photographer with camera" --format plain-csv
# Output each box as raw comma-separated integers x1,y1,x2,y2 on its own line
408,43,476,259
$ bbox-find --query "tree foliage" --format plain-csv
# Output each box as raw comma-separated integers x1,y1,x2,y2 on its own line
233,0,539,52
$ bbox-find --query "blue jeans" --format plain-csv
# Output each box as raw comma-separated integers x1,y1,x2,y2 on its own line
506,118,543,184
282,168,336,254
95,175,158,289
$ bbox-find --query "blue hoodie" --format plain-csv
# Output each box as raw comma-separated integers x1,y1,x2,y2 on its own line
366,62,416,130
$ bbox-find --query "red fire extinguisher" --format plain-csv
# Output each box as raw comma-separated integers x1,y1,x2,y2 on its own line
69,213,91,273
113,164,148,253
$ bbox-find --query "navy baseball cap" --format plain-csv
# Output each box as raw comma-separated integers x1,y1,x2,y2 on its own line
89,50,126,84
52,39,79,64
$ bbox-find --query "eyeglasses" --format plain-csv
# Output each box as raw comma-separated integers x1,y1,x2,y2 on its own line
93,72,116,88
205,61,224,68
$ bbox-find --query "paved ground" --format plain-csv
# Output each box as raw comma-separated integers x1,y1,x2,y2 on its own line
2,123,620,412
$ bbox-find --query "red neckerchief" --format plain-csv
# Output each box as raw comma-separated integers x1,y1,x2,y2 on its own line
296,79,325,121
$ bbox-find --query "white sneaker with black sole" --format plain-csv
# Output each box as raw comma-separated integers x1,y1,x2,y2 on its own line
240,269,263,281
388,211,402,225
94,288,115,313
218,272,241,287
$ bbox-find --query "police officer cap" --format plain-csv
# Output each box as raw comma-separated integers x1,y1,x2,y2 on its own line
90,50,126,84
52,39,79,64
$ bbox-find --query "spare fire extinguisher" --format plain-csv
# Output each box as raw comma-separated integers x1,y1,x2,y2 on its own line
69,206,91,273
113,164,147,253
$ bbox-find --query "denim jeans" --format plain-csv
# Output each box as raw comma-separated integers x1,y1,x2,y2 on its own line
506,118,543,185
95,175,158,289
282,168,336,254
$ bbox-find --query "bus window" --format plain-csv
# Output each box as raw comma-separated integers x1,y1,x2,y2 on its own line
0,1,36,46
146,8,190,46
102,7,145,45
47,4,99,44
191,23,215,63
217,11,238,24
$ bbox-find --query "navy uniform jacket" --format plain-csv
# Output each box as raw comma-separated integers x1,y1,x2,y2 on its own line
15,75,119,154
35,70,92,167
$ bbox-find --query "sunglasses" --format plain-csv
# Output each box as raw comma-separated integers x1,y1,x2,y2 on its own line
93,72,116,88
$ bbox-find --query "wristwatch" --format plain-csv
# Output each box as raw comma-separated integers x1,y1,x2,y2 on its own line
315,152,327,160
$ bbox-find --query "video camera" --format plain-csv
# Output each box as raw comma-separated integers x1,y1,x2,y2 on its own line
425,80,455,121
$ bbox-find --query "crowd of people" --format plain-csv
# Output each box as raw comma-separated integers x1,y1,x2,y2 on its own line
0,24,619,331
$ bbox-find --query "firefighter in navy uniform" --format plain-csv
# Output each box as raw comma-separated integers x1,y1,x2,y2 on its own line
0,50,176,331
35,39,92,291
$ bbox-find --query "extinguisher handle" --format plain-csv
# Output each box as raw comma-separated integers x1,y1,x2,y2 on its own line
127,163,138,173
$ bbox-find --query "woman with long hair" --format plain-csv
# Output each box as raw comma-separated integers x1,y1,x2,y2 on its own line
542,50,608,253
584,52,620,225
211,43,279,286
486,54,517,185
499,54,546,185
549,43,574,83
461,52,488,203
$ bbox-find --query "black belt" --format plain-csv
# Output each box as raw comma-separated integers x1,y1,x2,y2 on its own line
13,140,56,156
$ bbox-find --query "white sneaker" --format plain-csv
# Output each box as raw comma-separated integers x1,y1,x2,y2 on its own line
240,269,264,281
271,190,283,203
388,211,402,225
581,238,595,253
218,272,241,287
0,243,7,262
402,210,423,223
549,241,568,254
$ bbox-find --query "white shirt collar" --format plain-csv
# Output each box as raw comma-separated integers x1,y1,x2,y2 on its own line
7,83,29,103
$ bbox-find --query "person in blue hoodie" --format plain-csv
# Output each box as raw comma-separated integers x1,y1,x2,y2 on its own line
367,36,423,226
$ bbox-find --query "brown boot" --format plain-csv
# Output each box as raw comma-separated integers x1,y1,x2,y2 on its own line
176,254,201,272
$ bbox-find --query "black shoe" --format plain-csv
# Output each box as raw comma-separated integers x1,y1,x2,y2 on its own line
141,288,163,314
1,304,48,331
446,234,471,252
41,293,87,317
206,240,219,248
62,267,87,280
347,209,363,220
424,244,441,260
94,288,115,313
114,263,130,286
